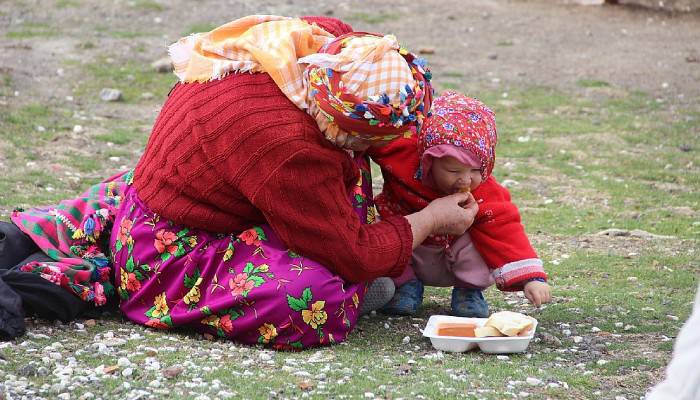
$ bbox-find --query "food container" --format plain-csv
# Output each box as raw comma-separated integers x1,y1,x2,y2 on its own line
422,315,537,354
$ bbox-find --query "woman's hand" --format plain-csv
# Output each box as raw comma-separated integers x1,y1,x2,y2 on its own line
425,192,478,235
405,192,479,249
523,281,552,307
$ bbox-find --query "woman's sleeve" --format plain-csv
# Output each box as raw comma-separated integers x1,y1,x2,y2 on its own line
242,146,413,283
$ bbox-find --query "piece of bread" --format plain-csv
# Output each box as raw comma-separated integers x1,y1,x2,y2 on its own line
483,311,536,337
474,325,504,338
436,322,477,337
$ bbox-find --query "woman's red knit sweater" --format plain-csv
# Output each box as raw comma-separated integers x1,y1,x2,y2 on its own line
132,68,412,283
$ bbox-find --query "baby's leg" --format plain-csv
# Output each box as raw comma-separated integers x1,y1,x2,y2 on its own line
379,245,444,316
445,233,493,317
445,233,494,289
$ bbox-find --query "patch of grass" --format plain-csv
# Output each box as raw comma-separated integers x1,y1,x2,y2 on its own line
597,358,664,376
129,0,165,11
1,104,64,147
0,71,12,96
108,30,153,39
73,57,176,103
76,41,96,50
6,23,59,39
94,127,140,145
56,0,80,8
182,22,218,36
95,26,154,39
496,40,514,47
578,79,611,88
443,71,465,78
347,12,397,25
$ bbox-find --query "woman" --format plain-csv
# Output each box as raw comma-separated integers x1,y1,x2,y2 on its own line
7,16,478,349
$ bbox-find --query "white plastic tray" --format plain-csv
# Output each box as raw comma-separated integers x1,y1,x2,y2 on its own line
422,315,537,354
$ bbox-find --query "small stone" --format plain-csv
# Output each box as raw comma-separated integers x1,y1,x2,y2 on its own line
562,329,571,336
72,125,84,133
615,322,624,328
364,393,375,398
58,393,70,400
597,359,608,366
402,336,410,344
624,324,635,331
151,57,173,73
163,365,184,379
84,319,96,327
501,179,519,188
18,364,37,376
572,336,583,343
99,88,122,102
497,355,510,361
627,277,638,282
36,125,46,132
667,315,679,321
102,365,119,374
526,377,542,386
121,367,133,377
591,327,601,333
117,357,130,367
145,347,158,356
540,332,562,346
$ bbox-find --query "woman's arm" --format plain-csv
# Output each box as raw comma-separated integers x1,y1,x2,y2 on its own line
243,140,478,282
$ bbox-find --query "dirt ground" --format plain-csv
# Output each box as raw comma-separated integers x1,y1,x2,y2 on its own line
1,0,700,113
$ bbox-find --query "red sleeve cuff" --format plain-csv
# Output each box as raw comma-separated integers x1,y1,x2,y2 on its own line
493,258,547,292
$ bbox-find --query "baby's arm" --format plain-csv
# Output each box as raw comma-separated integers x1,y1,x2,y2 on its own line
468,177,550,303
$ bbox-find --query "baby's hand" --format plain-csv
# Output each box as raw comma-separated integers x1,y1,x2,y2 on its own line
523,281,551,307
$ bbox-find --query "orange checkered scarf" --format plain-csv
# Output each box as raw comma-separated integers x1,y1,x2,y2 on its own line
169,16,431,140
169,15,335,109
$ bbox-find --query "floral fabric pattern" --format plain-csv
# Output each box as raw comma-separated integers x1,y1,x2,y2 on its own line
112,154,377,349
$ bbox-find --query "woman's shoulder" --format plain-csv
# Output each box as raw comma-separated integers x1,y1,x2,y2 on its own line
169,73,303,120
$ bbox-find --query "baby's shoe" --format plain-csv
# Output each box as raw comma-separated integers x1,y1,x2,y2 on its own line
359,277,395,316
380,279,424,316
451,287,489,318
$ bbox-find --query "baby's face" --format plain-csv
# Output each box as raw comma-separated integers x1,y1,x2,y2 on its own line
430,156,483,194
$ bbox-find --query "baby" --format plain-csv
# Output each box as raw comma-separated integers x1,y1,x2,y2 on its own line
370,91,551,316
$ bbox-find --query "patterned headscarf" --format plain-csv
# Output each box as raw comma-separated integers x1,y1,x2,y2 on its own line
419,91,497,180
168,16,432,142
300,33,433,142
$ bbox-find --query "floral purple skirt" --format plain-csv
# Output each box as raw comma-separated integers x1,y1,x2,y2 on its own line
12,157,377,350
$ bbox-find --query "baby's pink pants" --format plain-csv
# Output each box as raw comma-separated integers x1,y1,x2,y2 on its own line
392,233,494,289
